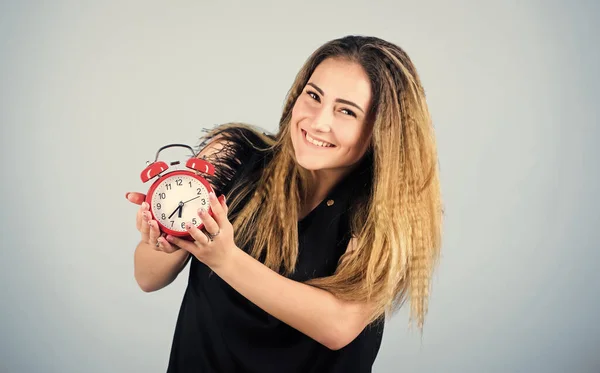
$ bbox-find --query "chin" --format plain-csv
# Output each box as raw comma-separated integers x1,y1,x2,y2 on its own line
294,153,324,171
296,154,350,173
293,129,331,167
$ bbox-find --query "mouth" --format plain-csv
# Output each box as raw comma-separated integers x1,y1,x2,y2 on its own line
301,129,335,149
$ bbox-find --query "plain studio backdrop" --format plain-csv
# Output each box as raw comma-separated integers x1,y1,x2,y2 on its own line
1,1,598,372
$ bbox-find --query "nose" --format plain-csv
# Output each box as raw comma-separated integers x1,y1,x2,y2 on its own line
310,107,332,133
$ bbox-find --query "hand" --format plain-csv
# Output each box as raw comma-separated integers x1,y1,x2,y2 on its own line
165,192,237,269
126,192,182,254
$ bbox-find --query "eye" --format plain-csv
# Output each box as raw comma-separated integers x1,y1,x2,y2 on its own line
306,90,320,102
341,108,357,118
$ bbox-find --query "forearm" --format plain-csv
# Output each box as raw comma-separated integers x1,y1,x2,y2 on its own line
134,240,190,292
212,247,349,350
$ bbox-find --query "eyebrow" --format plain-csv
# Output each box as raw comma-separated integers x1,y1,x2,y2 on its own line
306,82,365,114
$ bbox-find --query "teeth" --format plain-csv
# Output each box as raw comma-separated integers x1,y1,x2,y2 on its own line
305,131,333,147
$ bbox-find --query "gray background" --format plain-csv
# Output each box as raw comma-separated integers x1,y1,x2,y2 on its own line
1,1,598,372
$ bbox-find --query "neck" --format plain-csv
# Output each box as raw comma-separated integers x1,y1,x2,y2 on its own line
298,167,352,220
307,170,341,201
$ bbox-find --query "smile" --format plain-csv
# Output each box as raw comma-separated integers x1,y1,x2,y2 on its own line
302,130,335,148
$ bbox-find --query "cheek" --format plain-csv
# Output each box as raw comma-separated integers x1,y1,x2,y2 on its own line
337,129,363,150
291,99,313,122
336,126,372,156
290,105,302,128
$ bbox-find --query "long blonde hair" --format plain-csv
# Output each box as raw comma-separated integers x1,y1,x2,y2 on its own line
201,35,443,331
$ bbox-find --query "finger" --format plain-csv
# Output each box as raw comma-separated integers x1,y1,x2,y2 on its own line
140,203,151,241
136,201,150,231
198,208,219,236
136,203,144,231
218,195,228,215
167,234,198,254
148,219,161,244
185,221,211,246
208,192,226,226
126,192,147,205
156,236,178,253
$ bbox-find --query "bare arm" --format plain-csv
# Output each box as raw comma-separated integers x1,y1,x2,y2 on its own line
133,232,191,293
129,135,230,292
169,208,375,351
211,236,375,350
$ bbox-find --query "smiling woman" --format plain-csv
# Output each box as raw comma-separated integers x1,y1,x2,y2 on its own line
291,58,373,181
125,34,443,373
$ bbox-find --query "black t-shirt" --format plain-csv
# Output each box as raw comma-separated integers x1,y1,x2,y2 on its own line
166,129,384,372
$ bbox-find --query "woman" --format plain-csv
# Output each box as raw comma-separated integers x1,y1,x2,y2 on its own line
125,35,443,372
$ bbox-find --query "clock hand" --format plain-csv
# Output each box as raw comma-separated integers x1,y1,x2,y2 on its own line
169,196,202,219
168,203,183,219
182,195,202,205
174,195,205,219
170,195,206,220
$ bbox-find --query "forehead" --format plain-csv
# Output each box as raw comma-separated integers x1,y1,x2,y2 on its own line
308,58,372,106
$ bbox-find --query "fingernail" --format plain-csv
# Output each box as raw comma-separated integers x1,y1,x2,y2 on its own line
209,192,216,200
125,192,130,199
166,235,173,242
198,208,206,215
185,222,191,230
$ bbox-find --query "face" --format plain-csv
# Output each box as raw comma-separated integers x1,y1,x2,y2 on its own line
290,57,373,177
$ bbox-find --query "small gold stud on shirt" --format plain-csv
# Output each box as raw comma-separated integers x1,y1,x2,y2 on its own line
326,199,334,206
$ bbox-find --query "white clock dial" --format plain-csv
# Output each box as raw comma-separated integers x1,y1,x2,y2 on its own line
151,173,212,233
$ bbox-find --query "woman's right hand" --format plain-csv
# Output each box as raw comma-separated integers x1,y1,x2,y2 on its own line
126,192,181,253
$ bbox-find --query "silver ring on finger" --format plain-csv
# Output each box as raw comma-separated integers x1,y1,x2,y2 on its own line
204,229,220,242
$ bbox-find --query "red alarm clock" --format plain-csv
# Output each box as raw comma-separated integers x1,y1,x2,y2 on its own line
140,143,219,238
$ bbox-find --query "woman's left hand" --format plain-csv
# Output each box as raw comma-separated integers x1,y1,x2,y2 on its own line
166,192,237,270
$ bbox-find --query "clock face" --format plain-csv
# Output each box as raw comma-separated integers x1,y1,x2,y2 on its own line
148,171,213,234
